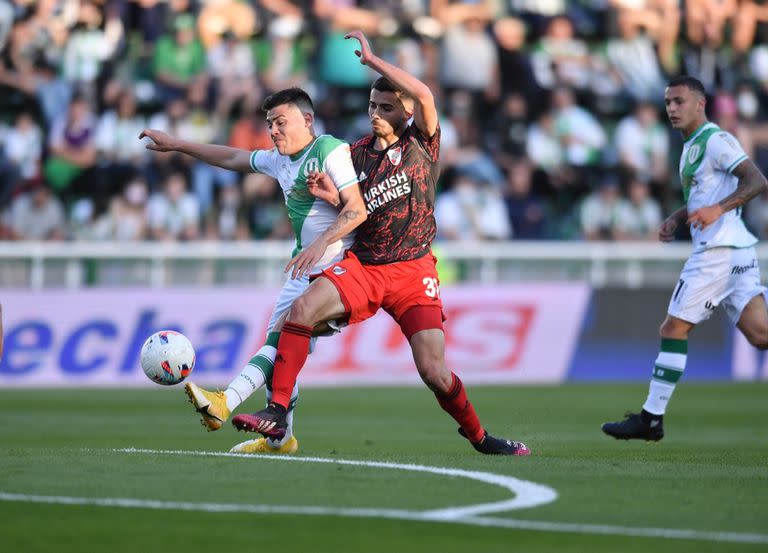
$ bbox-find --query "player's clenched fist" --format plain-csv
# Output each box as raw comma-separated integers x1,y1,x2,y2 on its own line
139,129,178,152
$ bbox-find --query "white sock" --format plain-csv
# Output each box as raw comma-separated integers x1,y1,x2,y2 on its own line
643,380,677,415
224,345,276,412
642,339,687,416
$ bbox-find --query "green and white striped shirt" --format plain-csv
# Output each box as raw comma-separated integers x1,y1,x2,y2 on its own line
679,122,756,252
250,135,359,272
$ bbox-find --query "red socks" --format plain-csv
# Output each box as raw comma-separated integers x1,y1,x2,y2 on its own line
435,373,485,443
270,322,313,407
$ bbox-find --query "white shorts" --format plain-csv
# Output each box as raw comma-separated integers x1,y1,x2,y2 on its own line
668,246,767,325
266,274,345,350
266,274,311,333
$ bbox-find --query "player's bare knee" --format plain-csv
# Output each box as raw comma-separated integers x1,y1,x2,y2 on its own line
745,326,768,350
286,295,317,326
417,361,451,394
659,317,690,339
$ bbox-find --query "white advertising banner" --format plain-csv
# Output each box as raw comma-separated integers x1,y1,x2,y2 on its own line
0,284,590,387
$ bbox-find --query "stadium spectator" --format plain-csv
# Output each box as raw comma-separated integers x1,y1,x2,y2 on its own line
207,30,260,119
602,11,667,103
503,157,548,239
530,16,592,91
147,169,201,241
5,183,66,240
615,174,663,240
152,13,207,102
228,96,274,153
61,0,123,102
713,91,755,158
91,175,150,241
0,56,72,129
486,92,530,170
94,87,148,184
43,94,98,200
4,111,43,187
580,174,624,240
436,0,498,121
1,0,768,246
614,101,669,187
259,16,311,93
551,86,607,169
491,16,540,111
240,172,292,240
204,183,250,241
197,0,257,50
434,170,512,241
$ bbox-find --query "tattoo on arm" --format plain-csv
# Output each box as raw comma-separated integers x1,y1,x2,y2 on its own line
718,160,768,213
320,209,361,243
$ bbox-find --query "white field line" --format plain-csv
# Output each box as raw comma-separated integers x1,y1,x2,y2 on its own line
114,447,558,516
2,491,767,546
1,448,766,545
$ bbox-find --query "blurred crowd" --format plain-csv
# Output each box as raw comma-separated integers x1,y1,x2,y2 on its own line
2,0,768,244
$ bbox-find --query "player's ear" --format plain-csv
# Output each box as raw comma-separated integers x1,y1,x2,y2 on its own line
304,112,314,129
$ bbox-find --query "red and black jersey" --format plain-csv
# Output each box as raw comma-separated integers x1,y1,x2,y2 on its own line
349,124,441,264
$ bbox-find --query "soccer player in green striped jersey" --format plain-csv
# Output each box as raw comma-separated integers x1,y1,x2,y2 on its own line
602,76,768,441
141,88,366,454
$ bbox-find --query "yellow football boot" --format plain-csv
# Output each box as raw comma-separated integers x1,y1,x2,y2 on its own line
184,382,230,431
229,435,299,454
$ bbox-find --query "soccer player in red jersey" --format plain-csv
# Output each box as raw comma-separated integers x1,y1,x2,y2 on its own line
233,31,530,455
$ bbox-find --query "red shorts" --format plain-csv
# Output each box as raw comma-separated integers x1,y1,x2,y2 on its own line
318,251,445,336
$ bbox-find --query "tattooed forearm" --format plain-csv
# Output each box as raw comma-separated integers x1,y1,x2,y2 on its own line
718,159,768,213
317,208,365,247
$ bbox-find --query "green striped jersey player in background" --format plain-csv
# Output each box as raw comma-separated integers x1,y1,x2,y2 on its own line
140,87,367,454
602,76,768,442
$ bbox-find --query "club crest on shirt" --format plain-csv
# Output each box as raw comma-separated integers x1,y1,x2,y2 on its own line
333,266,346,275
387,147,402,166
303,157,320,176
687,144,701,164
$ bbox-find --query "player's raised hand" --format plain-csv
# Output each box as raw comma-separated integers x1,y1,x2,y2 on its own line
307,171,341,207
344,31,373,65
687,204,724,230
285,239,327,280
139,129,178,152
659,215,679,242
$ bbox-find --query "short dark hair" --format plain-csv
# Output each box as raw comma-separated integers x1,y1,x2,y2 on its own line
261,87,314,114
667,76,706,97
371,77,414,107
371,77,401,95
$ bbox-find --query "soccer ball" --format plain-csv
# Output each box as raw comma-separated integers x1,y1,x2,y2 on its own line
140,330,195,385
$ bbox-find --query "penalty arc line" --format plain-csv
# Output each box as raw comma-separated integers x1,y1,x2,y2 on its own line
114,447,558,516
1,448,766,545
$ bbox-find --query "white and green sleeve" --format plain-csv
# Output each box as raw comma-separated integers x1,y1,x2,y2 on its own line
709,131,748,174
249,149,279,178
322,143,359,193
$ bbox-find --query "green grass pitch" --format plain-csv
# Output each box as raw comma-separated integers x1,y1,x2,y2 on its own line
1,383,767,553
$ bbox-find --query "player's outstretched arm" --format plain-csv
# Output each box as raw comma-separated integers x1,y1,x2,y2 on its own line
345,30,438,137
285,183,367,279
688,159,768,229
139,129,254,173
